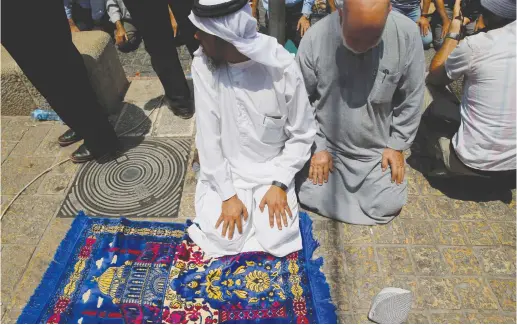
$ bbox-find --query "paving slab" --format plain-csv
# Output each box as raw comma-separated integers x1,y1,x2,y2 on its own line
8,124,51,157
1,157,57,195
1,141,18,163
152,104,195,137
1,195,63,244
1,244,36,317
114,101,160,136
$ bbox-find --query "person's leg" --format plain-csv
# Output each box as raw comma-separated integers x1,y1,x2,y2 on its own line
2,0,119,159
432,7,453,50
188,182,254,257
252,184,302,257
285,2,303,47
72,3,94,31
403,6,433,48
357,162,407,223
123,0,191,102
423,84,461,122
168,0,199,56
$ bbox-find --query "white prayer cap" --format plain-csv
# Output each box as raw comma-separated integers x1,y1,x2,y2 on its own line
368,287,413,324
189,2,294,69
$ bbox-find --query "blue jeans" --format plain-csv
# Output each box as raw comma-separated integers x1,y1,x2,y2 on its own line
392,6,433,48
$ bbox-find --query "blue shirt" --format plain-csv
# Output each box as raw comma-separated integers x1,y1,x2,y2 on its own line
64,0,105,21
262,0,315,15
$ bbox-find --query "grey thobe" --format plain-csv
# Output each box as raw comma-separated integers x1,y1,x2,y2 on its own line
295,11,424,225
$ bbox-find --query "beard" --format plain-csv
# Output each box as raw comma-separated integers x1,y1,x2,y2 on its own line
205,51,224,72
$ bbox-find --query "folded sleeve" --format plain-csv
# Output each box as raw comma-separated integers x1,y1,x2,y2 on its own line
106,0,121,23
270,62,317,186
64,0,73,20
445,39,473,81
388,28,425,151
192,56,236,201
296,35,327,153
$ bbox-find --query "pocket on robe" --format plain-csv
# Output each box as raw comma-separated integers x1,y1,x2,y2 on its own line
257,115,288,145
369,70,401,105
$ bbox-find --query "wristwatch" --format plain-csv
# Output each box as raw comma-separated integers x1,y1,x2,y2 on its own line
272,181,288,191
445,32,461,41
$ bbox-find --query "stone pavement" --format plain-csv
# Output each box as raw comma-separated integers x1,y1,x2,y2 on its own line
1,44,516,324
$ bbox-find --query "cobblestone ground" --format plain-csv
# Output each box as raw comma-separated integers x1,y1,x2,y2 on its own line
1,41,516,324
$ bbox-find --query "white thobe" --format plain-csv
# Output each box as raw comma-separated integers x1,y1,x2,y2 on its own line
187,50,317,258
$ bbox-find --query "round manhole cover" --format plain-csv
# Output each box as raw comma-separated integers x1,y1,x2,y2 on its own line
58,138,191,218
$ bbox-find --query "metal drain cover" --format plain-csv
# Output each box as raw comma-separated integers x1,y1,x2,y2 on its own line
58,138,191,218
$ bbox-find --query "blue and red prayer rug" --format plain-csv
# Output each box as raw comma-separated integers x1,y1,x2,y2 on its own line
18,212,336,324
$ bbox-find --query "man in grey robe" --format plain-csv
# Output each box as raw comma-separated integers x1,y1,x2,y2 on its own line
295,0,424,225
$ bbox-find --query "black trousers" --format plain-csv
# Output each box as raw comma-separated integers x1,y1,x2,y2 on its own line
123,0,199,100
2,0,119,158
266,1,303,47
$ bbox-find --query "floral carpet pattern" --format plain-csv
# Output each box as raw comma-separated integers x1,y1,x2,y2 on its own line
17,212,336,324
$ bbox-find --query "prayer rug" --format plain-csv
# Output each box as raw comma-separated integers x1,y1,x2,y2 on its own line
18,212,337,324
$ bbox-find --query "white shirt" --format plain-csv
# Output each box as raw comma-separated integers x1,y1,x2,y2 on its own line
192,50,317,201
445,21,516,171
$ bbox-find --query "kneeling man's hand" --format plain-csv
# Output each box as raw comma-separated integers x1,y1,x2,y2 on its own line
216,195,249,240
260,186,292,230
382,148,405,185
309,150,334,185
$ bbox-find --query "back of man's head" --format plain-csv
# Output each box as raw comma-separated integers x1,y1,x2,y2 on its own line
338,0,391,54
480,0,516,30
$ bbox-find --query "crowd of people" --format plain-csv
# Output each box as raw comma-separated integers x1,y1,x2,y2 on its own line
2,0,515,257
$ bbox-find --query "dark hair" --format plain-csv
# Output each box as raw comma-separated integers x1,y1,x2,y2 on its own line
480,6,515,29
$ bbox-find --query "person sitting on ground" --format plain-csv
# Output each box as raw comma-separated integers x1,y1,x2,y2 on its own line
187,0,316,257
106,0,142,53
251,0,315,47
295,0,424,225
390,0,433,48
425,0,484,50
65,0,108,32
425,0,515,178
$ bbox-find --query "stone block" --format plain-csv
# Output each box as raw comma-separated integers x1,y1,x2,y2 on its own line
462,221,498,245
0,47,38,116
72,31,128,114
377,247,414,275
1,245,36,310
411,247,448,276
434,221,469,245
152,105,195,137
488,278,516,311
1,195,63,244
372,218,405,244
400,220,437,244
443,247,482,275
1,31,128,116
475,247,516,276
453,278,499,310
417,277,461,310
343,246,378,276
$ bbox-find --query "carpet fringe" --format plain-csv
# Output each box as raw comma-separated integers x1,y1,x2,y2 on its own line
17,211,90,324
300,212,338,324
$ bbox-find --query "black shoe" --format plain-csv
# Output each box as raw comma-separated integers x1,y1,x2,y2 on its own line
71,144,94,163
58,129,83,147
71,144,123,164
164,96,194,119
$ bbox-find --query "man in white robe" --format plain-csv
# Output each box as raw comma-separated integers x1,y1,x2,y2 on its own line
187,0,317,257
